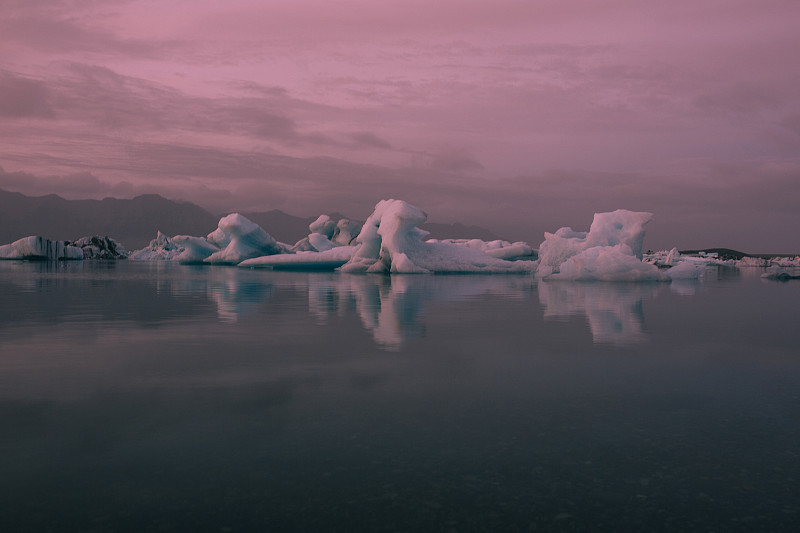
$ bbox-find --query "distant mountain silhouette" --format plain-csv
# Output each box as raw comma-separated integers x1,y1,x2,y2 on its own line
1,189,506,251
0,189,217,250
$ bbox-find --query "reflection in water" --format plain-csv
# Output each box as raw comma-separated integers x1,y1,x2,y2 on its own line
538,281,659,345
0,260,690,348
3,261,800,532
307,275,534,350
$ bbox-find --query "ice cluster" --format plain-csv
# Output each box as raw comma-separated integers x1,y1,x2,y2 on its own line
3,198,797,282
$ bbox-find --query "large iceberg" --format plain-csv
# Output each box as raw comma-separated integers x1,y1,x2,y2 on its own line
204,213,285,265
0,236,83,261
340,199,534,274
535,209,700,281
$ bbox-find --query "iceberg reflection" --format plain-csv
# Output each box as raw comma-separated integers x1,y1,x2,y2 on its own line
307,275,534,350
538,281,660,345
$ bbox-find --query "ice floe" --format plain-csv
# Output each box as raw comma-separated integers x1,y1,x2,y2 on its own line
761,265,800,280
0,236,83,261
426,238,536,261
240,246,357,270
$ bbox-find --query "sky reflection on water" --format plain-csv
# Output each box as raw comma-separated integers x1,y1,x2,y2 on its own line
1,261,799,531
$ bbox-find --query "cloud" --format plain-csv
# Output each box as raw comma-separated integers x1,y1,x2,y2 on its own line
348,132,392,149
0,71,54,118
428,149,484,173
0,15,169,58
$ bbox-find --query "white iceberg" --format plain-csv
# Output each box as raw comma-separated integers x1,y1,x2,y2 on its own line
426,238,536,261
291,215,361,252
536,209,701,281
538,209,652,276
761,265,800,280
204,213,284,265
172,235,220,263
547,244,663,281
736,256,769,267
0,236,83,261
129,231,183,261
308,214,337,239
339,199,534,274
240,245,358,270
331,218,362,246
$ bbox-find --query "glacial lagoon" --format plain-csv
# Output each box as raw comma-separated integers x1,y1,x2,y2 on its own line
1,260,799,531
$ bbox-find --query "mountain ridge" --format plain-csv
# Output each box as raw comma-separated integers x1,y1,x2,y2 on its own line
0,189,503,250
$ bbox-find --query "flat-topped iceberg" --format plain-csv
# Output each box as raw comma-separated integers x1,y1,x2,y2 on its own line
426,238,536,261
340,199,534,274
240,246,357,270
0,236,83,261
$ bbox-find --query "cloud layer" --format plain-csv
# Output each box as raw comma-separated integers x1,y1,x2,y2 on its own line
1,0,799,251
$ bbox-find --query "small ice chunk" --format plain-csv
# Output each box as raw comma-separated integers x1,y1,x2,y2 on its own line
331,218,362,246
130,231,183,261
309,215,336,239
171,235,219,263
308,233,336,252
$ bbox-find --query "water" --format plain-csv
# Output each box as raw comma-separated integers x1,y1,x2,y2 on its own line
1,261,799,532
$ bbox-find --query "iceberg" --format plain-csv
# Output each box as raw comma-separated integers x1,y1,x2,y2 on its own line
0,236,83,261
331,218,362,246
538,209,652,276
240,246,358,270
291,216,362,252
172,235,219,264
339,199,534,274
426,238,536,261
547,244,663,281
535,209,701,281
129,231,183,261
761,265,800,280
308,214,337,238
204,213,284,265
70,235,128,259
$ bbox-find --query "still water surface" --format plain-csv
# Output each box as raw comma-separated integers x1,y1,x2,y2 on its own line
1,261,799,532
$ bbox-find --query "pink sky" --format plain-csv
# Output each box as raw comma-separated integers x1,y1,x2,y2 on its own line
2,0,799,251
